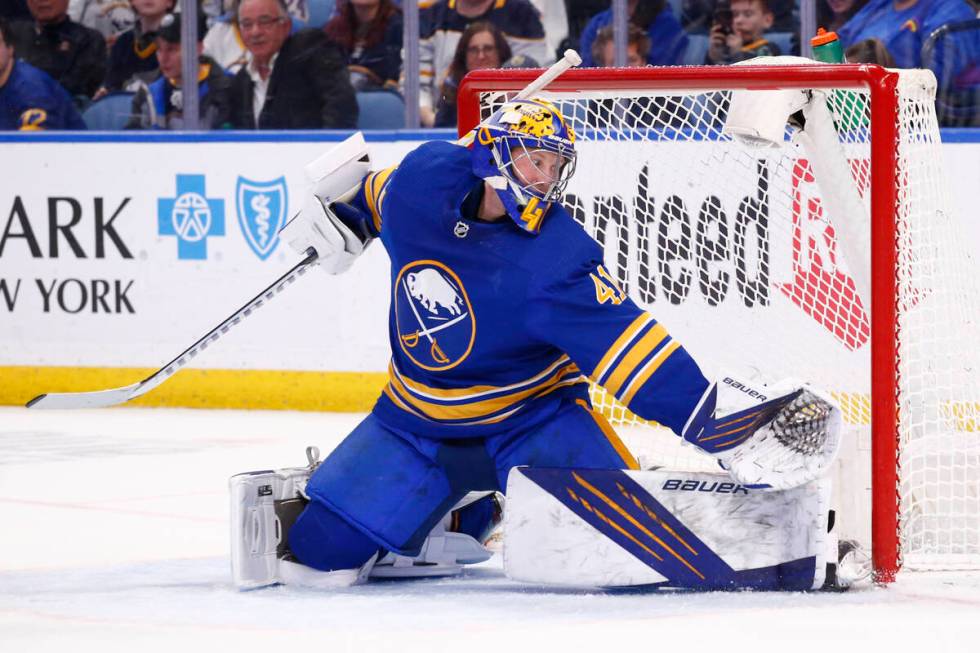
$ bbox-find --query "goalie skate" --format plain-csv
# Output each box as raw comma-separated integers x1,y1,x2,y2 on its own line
229,446,323,589
371,492,498,579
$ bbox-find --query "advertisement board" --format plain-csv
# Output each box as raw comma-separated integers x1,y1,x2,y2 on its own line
1,131,978,410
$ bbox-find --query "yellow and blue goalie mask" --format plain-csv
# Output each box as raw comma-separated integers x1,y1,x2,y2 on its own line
471,98,577,235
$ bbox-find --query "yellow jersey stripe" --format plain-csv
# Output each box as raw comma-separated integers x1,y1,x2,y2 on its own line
576,399,639,470
592,314,653,383
466,404,526,425
383,384,431,421
620,340,682,406
392,355,570,401
365,166,396,232
388,362,581,421
603,324,669,398
364,172,381,230
535,376,589,400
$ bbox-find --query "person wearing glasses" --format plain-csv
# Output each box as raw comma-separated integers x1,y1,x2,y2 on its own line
416,0,548,127
433,21,513,128
227,0,356,128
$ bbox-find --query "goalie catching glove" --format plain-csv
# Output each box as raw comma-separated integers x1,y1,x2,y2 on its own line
280,132,376,274
681,374,843,490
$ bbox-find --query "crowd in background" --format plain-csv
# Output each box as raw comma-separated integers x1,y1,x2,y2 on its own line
1,0,978,130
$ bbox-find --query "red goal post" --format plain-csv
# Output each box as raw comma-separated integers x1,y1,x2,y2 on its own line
457,64,979,583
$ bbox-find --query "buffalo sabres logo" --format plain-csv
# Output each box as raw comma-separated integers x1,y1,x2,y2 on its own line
394,261,475,371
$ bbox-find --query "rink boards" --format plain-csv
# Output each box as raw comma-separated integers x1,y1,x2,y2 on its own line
1,130,979,410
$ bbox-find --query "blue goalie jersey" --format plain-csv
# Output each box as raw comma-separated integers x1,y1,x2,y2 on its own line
349,140,709,439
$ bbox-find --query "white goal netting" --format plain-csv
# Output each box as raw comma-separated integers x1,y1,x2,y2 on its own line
478,66,980,573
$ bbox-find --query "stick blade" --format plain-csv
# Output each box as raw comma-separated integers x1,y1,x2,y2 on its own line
26,383,144,410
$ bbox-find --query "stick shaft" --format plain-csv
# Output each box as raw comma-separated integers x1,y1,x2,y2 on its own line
27,251,318,409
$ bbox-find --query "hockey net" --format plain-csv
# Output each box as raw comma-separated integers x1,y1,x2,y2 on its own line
459,64,980,580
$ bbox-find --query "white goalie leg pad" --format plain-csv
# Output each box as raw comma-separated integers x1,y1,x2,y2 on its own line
371,491,495,579
229,463,313,590
504,467,833,590
230,446,376,590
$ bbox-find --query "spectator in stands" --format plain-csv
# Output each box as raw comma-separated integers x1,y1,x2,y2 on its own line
126,11,232,129
205,0,319,74
591,22,650,66
838,0,976,72
817,0,867,34
579,0,687,68
97,0,176,97
8,0,106,101
680,0,794,34
227,0,356,128
68,0,135,45
1,15,85,128
417,0,548,127
706,0,780,64
433,20,510,128
324,0,402,91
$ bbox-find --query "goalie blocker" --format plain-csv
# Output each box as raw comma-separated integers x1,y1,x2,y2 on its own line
504,466,839,591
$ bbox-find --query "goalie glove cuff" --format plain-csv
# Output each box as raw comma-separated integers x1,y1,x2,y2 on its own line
681,374,843,491
281,195,372,275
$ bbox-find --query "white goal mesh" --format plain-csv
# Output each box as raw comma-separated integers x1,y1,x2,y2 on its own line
471,64,980,575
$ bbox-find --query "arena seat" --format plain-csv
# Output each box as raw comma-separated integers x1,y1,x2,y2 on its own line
356,91,406,130
82,92,136,130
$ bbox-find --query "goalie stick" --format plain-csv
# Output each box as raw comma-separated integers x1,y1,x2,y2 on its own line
27,250,318,409
26,50,583,411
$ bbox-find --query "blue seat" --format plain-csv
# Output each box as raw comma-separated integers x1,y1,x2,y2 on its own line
81,92,135,130
356,91,405,130
305,0,335,28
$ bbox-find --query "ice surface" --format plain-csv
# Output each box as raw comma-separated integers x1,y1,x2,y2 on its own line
3,406,980,653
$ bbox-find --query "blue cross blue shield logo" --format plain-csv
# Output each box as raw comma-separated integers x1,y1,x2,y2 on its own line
158,174,225,260
236,176,288,260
